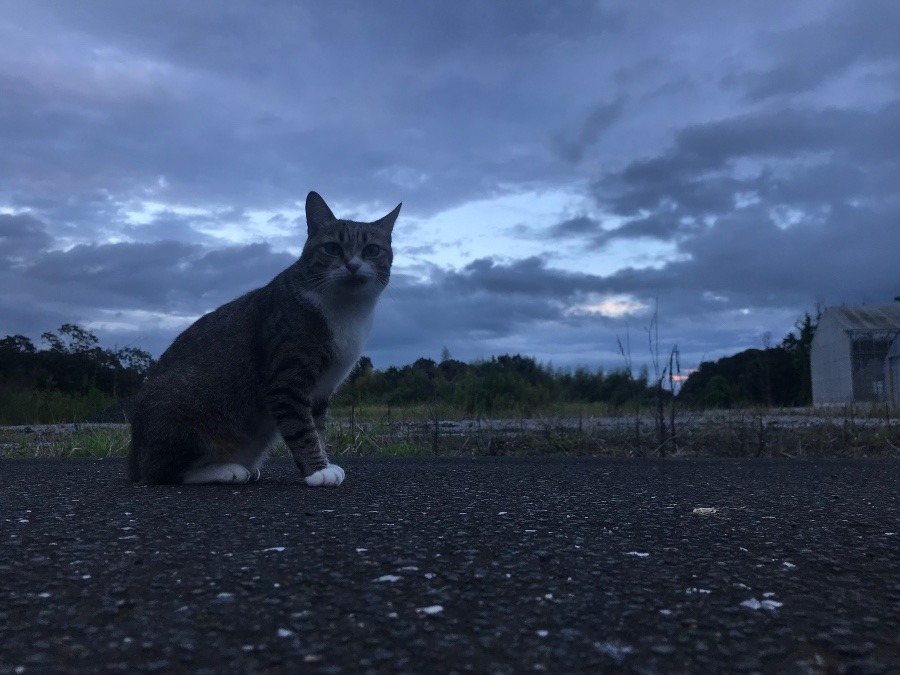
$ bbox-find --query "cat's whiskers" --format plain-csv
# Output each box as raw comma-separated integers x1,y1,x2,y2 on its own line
376,279,400,304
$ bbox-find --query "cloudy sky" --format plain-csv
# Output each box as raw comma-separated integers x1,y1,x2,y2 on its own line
2,1,898,376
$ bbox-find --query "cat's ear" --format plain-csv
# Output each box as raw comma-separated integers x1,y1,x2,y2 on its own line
373,202,402,234
306,191,336,235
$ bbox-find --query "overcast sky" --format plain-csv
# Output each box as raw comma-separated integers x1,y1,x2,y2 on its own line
2,1,898,376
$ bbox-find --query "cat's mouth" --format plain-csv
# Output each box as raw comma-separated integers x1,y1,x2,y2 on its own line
340,275,370,288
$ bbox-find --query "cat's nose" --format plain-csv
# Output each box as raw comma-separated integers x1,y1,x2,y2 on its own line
345,258,362,274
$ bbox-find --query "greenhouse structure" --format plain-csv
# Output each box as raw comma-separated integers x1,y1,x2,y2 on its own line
810,304,900,406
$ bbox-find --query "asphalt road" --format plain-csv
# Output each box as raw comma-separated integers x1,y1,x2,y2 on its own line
1,456,898,674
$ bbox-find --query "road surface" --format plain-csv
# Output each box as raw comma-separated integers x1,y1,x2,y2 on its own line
1,456,898,673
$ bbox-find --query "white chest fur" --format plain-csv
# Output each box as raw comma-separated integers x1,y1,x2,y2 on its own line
312,303,374,402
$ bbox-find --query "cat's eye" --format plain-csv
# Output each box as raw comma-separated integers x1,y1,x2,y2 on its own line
362,244,381,259
321,243,343,257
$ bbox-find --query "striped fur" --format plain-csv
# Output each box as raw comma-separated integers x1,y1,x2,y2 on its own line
127,191,399,485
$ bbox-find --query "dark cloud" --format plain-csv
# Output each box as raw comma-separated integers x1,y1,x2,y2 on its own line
549,216,601,238
0,213,53,260
1,213,296,349
21,240,293,313
548,84,900,350
557,99,625,163
583,194,900,326
0,1,625,219
590,102,899,262
448,257,600,298
592,216,696,248
598,104,899,220
368,261,631,368
733,0,900,101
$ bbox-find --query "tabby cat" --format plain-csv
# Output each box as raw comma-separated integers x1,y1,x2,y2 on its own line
128,191,399,485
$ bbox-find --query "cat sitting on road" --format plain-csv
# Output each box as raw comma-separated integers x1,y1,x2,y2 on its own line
128,191,399,486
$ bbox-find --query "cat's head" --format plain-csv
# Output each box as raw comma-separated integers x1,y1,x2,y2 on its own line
299,191,400,302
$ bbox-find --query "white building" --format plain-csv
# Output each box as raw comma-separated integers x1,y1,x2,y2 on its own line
810,304,900,405
886,335,900,404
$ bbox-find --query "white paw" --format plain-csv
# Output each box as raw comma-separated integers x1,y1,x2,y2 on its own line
183,463,253,485
304,464,345,487
250,468,261,482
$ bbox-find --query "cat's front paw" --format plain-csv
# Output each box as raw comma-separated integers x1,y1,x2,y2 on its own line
304,464,345,487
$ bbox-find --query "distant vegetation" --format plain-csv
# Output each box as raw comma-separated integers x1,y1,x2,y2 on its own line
678,312,817,408
331,312,819,413
0,313,819,425
332,353,664,415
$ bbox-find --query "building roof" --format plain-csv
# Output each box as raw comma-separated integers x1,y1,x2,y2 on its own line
826,304,900,333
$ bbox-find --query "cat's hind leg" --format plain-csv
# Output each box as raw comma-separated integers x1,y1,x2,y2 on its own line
129,415,205,485
230,418,279,483
182,463,255,484
130,397,260,485
183,429,273,484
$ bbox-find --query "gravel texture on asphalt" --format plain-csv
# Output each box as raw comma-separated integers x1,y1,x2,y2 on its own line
1,456,898,673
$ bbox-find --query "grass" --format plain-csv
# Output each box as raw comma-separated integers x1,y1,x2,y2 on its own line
0,388,118,426
329,401,642,423
325,404,900,458
0,425,130,459
2,405,900,460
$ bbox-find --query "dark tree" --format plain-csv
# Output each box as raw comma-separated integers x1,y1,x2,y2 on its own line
679,311,819,408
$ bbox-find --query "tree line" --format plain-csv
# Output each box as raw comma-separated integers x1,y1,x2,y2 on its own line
0,324,153,409
0,312,818,423
334,311,819,412
333,353,664,414
0,325,666,421
678,312,817,408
